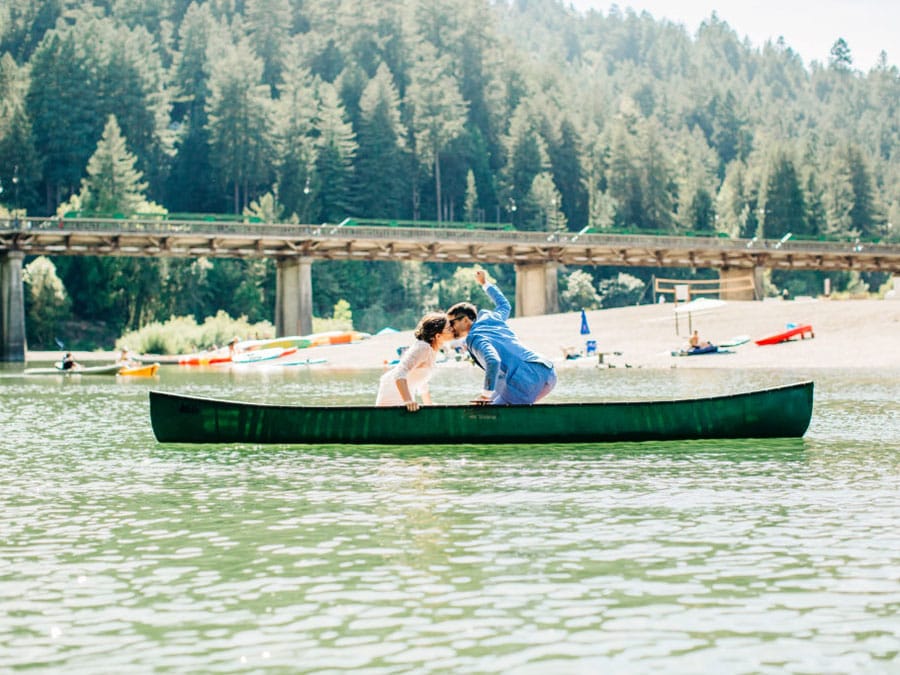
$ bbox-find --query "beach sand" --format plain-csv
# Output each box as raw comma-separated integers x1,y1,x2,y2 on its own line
30,298,900,371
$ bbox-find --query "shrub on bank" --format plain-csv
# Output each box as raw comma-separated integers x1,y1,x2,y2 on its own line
116,310,354,354
116,311,274,354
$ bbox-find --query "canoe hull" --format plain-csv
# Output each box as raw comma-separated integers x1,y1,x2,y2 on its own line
149,381,814,445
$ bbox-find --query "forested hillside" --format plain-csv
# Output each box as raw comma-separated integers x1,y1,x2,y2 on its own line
1,0,897,346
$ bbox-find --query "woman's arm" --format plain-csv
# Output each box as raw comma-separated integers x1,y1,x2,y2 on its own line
393,377,419,411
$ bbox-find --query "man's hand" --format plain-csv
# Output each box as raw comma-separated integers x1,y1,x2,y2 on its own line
474,269,487,286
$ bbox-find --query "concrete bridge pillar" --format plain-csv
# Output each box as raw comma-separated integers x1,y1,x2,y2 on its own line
514,262,559,317
1,251,26,362
275,257,313,337
719,267,763,301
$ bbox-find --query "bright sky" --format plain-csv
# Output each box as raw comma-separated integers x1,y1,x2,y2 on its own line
568,0,896,71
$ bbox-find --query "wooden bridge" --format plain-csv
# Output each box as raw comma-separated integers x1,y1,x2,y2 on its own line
2,215,899,360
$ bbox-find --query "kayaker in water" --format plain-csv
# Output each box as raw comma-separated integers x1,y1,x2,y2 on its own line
116,346,135,367
376,312,455,411
60,352,79,370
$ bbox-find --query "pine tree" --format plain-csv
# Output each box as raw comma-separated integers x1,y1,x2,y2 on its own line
405,41,467,223
503,104,546,230
546,117,589,231
530,172,567,233
0,54,41,213
844,144,883,238
762,150,808,238
246,0,292,90
353,63,408,219
27,31,96,206
313,81,357,222
829,38,852,71
80,115,149,215
166,2,221,211
715,160,751,237
206,38,273,213
271,43,318,221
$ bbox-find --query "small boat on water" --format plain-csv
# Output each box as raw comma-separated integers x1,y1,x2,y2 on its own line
149,381,814,445
118,363,160,377
755,324,814,346
26,362,161,376
25,363,122,376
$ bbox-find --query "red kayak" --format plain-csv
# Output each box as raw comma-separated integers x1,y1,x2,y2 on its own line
755,324,814,346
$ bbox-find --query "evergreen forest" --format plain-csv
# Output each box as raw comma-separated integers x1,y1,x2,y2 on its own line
1,0,898,347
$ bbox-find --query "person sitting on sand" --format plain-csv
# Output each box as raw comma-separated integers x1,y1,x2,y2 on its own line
375,312,454,412
689,330,712,351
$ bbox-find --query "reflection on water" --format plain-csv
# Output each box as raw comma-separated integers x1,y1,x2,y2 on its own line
1,365,898,671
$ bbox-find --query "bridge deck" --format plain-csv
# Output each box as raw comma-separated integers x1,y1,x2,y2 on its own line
2,217,899,272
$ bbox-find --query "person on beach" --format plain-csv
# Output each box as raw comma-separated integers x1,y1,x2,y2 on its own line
447,270,557,405
689,330,711,351
375,312,454,411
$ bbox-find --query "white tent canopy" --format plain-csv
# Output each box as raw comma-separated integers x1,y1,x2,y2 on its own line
673,297,726,315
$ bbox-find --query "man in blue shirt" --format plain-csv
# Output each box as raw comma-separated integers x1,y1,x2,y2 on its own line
447,270,557,405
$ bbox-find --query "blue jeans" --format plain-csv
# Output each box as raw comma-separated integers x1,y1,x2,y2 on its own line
492,363,557,405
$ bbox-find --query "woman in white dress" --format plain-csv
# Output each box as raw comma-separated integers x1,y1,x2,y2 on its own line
376,312,454,411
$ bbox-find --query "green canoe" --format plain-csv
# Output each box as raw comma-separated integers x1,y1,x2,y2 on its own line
149,381,814,445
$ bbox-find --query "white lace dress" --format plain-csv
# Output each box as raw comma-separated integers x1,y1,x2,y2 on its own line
375,340,437,406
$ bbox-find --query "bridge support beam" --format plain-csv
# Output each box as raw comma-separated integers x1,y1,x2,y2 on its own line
719,267,764,301
514,262,559,317
275,257,313,337
1,251,26,362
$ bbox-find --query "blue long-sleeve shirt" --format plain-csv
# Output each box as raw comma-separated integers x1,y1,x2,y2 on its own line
466,284,551,393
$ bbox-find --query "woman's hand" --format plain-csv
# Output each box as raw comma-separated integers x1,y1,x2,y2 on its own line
404,400,420,412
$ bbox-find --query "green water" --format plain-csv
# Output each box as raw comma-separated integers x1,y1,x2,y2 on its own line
1,365,898,673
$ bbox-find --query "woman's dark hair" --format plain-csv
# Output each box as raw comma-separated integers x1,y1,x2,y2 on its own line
414,312,448,345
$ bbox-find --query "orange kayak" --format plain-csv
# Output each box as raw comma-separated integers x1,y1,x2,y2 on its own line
118,363,160,377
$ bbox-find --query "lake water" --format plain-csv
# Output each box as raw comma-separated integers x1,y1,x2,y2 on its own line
1,363,898,673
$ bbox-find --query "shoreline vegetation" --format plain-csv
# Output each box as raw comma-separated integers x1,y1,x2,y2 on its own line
26,298,900,371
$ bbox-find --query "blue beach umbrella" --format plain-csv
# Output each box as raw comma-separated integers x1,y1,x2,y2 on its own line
580,309,591,335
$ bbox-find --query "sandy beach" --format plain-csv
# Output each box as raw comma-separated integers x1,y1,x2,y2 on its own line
30,297,900,371
320,297,900,371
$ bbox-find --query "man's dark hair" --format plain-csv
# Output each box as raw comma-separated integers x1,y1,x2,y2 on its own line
447,302,477,321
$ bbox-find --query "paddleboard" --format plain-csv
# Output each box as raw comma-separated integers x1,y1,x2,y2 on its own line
719,334,750,348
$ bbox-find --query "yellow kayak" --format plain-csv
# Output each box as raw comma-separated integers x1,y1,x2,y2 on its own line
118,363,160,377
